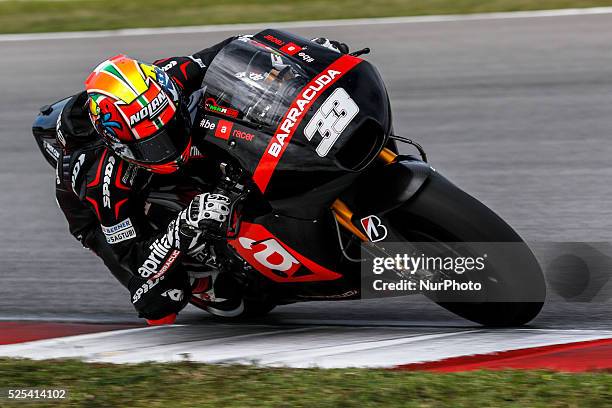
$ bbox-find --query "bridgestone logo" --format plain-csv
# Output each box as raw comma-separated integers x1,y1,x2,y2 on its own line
129,92,169,126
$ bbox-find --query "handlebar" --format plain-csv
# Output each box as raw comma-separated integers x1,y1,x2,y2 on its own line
350,48,370,57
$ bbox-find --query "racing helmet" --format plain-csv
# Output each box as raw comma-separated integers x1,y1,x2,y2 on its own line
85,55,192,174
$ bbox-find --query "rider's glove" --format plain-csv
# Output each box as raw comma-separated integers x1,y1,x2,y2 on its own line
311,38,350,54
177,193,232,252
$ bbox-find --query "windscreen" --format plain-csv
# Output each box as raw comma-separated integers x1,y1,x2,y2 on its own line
202,37,312,129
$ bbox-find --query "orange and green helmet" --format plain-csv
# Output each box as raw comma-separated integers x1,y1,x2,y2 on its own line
85,55,192,174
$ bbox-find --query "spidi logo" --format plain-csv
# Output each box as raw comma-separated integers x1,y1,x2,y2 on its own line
102,156,115,208
132,276,164,303
160,60,177,72
71,153,85,192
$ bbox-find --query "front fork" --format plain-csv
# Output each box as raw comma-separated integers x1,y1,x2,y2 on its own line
331,147,398,242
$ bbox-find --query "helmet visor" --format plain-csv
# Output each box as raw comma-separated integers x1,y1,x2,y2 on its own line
115,111,190,164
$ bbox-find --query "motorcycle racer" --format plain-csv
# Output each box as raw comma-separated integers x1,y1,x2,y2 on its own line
54,35,349,325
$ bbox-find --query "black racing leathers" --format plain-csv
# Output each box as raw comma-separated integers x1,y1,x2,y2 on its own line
55,37,236,320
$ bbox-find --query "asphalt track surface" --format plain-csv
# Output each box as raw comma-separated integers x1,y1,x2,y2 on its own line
1,12,612,334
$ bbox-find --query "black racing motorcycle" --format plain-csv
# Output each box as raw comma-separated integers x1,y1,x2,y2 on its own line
33,30,545,326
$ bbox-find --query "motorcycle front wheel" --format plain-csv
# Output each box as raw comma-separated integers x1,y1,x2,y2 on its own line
386,170,546,326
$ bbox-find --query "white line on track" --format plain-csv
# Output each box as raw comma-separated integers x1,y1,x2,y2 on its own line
1,324,611,368
2,7,612,42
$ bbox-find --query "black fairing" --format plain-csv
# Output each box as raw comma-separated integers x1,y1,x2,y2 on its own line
192,30,392,211
32,97,70,167
352,156,432,217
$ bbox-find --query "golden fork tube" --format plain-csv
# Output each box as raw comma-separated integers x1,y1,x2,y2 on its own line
378,147,397,164
331,199,368,242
